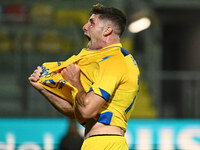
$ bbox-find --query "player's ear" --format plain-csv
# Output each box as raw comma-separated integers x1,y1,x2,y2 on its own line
103,26,113,36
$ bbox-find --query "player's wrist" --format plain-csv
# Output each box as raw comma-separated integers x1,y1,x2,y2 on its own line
38,86,47,94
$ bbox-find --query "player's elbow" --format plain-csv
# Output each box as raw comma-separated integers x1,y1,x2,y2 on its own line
65,112,75,119
60,107,75,119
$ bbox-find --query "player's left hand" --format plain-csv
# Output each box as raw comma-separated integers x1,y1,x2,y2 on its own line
28,66,45,91
61,63,81,88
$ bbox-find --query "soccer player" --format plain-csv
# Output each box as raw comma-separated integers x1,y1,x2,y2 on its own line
29,4,140,150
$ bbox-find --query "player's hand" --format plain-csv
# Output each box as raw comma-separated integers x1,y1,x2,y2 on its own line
61,63,81,88
28,66,45,91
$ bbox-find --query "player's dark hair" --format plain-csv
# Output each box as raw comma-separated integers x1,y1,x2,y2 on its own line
90,3,127,37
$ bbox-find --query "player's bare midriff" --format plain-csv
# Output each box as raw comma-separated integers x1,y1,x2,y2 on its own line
84,118,125,139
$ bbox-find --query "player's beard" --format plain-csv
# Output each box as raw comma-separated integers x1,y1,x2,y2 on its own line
87,40,92,49
87,36,102,50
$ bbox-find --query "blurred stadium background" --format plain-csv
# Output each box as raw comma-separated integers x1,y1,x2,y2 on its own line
0,0,200,150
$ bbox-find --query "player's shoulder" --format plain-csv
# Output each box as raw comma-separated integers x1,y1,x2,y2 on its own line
98,50,129,74
98,49,125,66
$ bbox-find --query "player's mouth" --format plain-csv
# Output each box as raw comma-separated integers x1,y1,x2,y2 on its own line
84,33,91,41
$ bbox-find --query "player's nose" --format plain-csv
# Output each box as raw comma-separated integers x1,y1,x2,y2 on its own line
82,22,89,31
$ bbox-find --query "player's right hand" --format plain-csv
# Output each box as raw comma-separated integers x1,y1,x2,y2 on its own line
28,66,45,91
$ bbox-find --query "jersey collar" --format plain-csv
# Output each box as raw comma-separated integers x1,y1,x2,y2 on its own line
79,43,122,57
83,43,122,52
102,43,122,50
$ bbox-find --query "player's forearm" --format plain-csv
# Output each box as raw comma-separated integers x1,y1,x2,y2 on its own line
39,88,75,119
75,85,87,108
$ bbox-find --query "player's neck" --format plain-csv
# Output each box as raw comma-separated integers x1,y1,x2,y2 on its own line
103,35,121,48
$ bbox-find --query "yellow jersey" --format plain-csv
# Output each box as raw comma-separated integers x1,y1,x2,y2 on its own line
85,44,140,131
38,43,140,131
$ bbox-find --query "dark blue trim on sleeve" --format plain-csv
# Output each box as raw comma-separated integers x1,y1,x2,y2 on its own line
97,112,113,125
120,47,130,56
88,87,110,101
125,96,136,113
88,87,93,93
99,88,110,102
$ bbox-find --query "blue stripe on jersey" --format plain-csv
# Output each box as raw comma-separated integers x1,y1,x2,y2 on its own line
97,112,113,125
49,79,56,85
57,61,61,66
99,88,110,102
125,96,136,113
99,55,113,62
120,47,130,56
43,80,47,83
88,87,93,93
87,87,110,102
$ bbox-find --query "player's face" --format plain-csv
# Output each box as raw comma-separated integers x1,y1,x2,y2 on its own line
83,14,105,50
